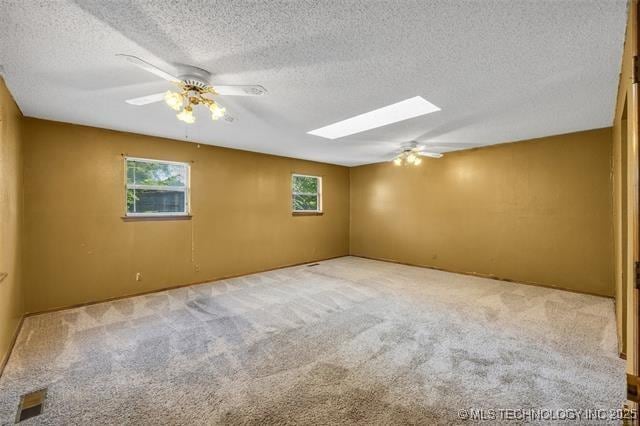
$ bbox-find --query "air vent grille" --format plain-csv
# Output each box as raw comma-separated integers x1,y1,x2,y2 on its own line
16,388,47,423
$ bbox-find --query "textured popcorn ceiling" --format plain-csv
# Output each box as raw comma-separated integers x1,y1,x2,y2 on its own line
0,0,627,166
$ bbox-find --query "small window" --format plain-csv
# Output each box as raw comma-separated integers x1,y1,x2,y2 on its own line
292,174,322,213
125,157,190,217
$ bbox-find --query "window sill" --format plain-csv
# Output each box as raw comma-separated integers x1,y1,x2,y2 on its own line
121,215,192,222
292,211,324,216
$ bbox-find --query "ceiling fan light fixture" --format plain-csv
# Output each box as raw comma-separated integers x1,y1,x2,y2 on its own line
164,90,183,111
391,143,443,166
176,106,195,124
119,54,268,126
209,103,226,121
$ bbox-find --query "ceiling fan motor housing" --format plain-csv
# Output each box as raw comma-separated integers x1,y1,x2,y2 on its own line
182,79,210,91
176,64,212,90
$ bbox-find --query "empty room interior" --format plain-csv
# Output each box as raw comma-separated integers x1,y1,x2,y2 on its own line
0,0,639,424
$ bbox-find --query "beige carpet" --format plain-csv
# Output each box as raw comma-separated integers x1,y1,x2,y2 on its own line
0,256,624,424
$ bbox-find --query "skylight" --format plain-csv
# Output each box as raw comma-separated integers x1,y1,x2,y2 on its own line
307,96,440,140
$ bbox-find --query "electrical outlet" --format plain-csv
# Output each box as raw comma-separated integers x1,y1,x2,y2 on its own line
135,272,142,281
194,264,200,272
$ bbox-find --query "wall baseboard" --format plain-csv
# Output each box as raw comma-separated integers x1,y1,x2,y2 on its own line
25,254,348,318
0,315,25,379
351,254,614,299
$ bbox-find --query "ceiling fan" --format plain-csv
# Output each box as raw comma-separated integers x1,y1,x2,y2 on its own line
118,54,267,124
390,141,443,166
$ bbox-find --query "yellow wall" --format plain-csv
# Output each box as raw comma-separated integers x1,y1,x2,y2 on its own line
0,79,24,368
22,118,350,313
350,128,614,297
3,77,622,342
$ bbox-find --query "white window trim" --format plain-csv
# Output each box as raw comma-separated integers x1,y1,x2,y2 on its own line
125,156,191,217
292,173,323,213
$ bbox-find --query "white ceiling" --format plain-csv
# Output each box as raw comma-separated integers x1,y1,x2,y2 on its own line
0,0,628,166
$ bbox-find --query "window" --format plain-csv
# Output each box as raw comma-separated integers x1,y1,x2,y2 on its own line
292,174,322,213
125,157,190,217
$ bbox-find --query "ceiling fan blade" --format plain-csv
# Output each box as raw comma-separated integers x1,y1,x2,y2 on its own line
420,143,481,152
418,151,444,158
213,85,267,96
117,54,180,83
125,92,166,106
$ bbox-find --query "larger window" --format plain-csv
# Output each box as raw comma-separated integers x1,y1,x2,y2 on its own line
292,174,322,213
125,157,190,217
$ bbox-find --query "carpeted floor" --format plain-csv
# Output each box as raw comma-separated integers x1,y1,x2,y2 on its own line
0,256,625,424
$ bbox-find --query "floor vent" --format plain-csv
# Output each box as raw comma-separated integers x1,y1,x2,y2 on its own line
16,388,46,423
306,263,320,267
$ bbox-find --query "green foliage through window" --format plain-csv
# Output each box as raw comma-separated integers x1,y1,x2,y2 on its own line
126,159,189,215
127,160,186,187
292,175,321,212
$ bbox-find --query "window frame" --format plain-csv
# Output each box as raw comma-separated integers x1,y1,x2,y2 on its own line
291,173,323,213
124,156,191,217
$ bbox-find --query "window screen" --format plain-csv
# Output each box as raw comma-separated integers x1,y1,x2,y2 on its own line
125,158,189,216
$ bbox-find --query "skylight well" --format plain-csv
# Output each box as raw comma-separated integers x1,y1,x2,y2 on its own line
307,96,440,140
